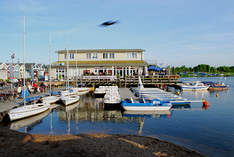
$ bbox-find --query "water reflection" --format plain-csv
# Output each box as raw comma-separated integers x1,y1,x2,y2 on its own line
7,92,211,136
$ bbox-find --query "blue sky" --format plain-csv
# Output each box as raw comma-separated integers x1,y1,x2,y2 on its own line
0,0,234,67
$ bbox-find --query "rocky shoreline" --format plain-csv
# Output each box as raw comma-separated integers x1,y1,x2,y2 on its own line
0,126,205,157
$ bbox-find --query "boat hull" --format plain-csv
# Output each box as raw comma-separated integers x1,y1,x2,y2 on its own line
208,87,228,91
42,96,60,104
94,93,106,98
60,96,80,106
8,103,50,121
182,86,209,91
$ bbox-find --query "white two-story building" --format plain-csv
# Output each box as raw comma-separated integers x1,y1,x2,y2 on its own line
51,49,148,80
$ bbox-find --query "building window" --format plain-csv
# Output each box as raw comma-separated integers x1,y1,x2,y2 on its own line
110,53,115,59
92,53,98,59
87,53,97,59
64,54,67,59
127,52,137,59
103,53,109,59
70,53,74,59
86,53,91,59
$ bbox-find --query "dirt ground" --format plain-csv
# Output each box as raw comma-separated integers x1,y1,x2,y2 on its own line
0,126,205,157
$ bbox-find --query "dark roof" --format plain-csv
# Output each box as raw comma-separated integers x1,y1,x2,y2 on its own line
57,49,145,54
52,60,147,67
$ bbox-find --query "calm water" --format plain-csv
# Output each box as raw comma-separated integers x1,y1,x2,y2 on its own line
8,77,234,157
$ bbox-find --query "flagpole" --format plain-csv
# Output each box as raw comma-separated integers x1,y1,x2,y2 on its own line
23,15,26,105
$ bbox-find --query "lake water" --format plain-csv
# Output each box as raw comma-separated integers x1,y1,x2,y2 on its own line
8,77,234,157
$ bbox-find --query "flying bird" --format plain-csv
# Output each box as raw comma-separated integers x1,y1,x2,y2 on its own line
99,20,119,27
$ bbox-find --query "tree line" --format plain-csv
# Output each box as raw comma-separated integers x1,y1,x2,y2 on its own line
172,64,234,73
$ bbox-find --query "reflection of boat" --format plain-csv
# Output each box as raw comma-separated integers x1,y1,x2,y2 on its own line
122,110,171,118
10,109,50,130
180,81,209,91
121,98,172,111
62,102,79,112
171,104,191,110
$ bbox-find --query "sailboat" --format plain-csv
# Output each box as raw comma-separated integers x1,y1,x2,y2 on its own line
59,48,80,106
41,35,59,104
7,15,50,121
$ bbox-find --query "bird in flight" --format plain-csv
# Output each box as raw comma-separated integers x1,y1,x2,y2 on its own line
99,20,119,27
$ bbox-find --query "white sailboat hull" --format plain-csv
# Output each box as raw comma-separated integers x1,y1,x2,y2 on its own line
42,96,60,104
60,95,80,106
10,109,50,130
8,103,50,121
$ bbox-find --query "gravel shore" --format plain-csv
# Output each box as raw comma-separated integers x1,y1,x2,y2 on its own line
0,126,205,157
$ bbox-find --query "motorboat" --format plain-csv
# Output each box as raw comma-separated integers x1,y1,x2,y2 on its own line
180,81,209,91
94,87,106,98
202,81,228,91
121,98,172,111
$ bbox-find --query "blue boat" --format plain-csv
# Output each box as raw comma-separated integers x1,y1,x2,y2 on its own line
121,98,172,111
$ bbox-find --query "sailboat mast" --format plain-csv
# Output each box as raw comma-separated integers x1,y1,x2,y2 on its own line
49,34,52,96
76,50,78,87
23,15,26,105
66,48,69,88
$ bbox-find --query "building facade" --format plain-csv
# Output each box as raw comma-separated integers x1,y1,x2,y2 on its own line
0,63,46,81
51,49,148,80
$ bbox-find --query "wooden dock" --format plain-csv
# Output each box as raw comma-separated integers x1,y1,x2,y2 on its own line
46,75,180,88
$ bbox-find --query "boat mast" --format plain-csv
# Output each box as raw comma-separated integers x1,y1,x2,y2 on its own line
66,48,69,89
23,15,26,105
49,34,52,96
76,50,78,87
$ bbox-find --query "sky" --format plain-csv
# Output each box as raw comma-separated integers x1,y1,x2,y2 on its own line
0,0,234,67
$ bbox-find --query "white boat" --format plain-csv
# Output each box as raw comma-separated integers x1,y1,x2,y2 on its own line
180,81,209,91
104,96,121,105
10,109,50,130
60,95,80,106
60,89,76,96
8,103,50,121
42,95,60,104
71,87,90,95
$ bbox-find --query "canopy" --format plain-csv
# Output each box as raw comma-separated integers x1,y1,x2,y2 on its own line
148,65,163,71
